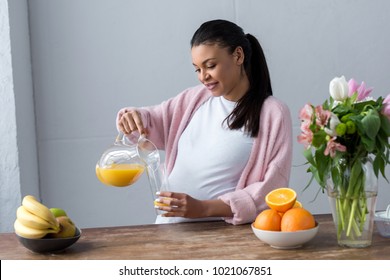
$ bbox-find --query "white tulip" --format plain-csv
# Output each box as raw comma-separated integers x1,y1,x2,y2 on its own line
329,76,349,101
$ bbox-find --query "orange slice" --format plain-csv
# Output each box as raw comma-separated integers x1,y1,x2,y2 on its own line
265,187,297,213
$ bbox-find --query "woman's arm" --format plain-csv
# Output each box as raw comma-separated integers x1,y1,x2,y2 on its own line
156,191,233,219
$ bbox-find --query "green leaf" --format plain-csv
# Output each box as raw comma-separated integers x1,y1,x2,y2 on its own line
303,149,316,167
349,92,358,104
330,164,342,189
322,99,330,111
346,159,362,197
303,148,325,189
332,104,350,116
361,110,381,140
361,135,376,152
353,100,377,111
380,114,390,136
311,130,327,148
315,146,330,186
373,154,383,179
302,173,316,192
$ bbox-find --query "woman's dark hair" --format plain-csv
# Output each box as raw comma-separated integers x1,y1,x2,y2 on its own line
190,19,272,137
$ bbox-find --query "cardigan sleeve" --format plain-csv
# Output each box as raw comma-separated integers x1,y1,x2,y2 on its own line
218,97,293,225
116,104,177,150
115,89,191,150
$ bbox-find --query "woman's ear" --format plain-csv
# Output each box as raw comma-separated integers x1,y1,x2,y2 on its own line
233,46,245,65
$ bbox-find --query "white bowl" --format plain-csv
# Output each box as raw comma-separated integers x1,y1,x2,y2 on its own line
374,211,390,238
251,223,319,249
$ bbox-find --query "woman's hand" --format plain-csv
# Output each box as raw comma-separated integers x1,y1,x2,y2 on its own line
118,110,146,135
156,191,233,219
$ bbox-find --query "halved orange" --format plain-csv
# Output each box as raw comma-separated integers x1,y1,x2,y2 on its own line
265,187,297,213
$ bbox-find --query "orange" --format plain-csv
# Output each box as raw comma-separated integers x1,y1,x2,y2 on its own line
278,201,301,218
280,208,316,232
253,209,281,231
265,188,297,213
293,200,303,208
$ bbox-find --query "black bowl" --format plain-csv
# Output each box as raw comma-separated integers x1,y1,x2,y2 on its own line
16,227,81,253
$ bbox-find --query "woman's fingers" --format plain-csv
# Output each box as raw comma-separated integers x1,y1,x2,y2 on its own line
119,110,145,135
156,198,184,217
155,192,192,217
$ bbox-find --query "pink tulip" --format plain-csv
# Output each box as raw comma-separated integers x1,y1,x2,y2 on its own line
348,78,373,101
381,94,390,120
357,81,373,101
348,79,359,96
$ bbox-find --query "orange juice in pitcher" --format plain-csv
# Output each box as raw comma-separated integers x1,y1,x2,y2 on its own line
96,132,159,188
96,163,145,187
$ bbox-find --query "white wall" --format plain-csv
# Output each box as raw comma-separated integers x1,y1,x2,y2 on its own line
2,0,390,232
0,0,22,232
8,0,40,200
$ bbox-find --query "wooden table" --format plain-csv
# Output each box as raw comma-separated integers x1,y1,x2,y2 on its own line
0,214,389,260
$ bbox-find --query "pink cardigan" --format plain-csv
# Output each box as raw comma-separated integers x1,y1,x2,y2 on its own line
117,85,293,225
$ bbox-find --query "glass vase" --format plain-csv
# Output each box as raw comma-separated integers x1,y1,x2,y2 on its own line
326,156,378,248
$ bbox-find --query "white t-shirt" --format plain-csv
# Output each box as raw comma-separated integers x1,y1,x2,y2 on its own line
155,96,253,223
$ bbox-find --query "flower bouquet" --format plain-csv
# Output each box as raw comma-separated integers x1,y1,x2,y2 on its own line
298,76,390,247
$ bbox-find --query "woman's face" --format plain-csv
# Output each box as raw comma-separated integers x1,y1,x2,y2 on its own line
191,43,249,101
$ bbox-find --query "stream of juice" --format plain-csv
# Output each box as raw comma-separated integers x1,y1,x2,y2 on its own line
96,163,145,187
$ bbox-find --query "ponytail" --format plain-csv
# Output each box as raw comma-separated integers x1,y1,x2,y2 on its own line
246,34,272,98
226,34,272,137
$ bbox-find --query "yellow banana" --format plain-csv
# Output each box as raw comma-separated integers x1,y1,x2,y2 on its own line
21,195,59,229
16,206,58,231
14,219,58,239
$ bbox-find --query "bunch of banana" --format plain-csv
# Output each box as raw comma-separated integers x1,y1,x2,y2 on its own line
14,195,60,239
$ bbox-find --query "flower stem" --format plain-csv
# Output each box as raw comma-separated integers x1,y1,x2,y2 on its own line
346,198,361,237
337,198,344,224
336,198,344,238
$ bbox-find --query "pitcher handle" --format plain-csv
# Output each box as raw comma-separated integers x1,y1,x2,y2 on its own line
115,131,124,142
116,131,139,146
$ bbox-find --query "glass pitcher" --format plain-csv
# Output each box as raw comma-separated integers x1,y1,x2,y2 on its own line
95,132,160,187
